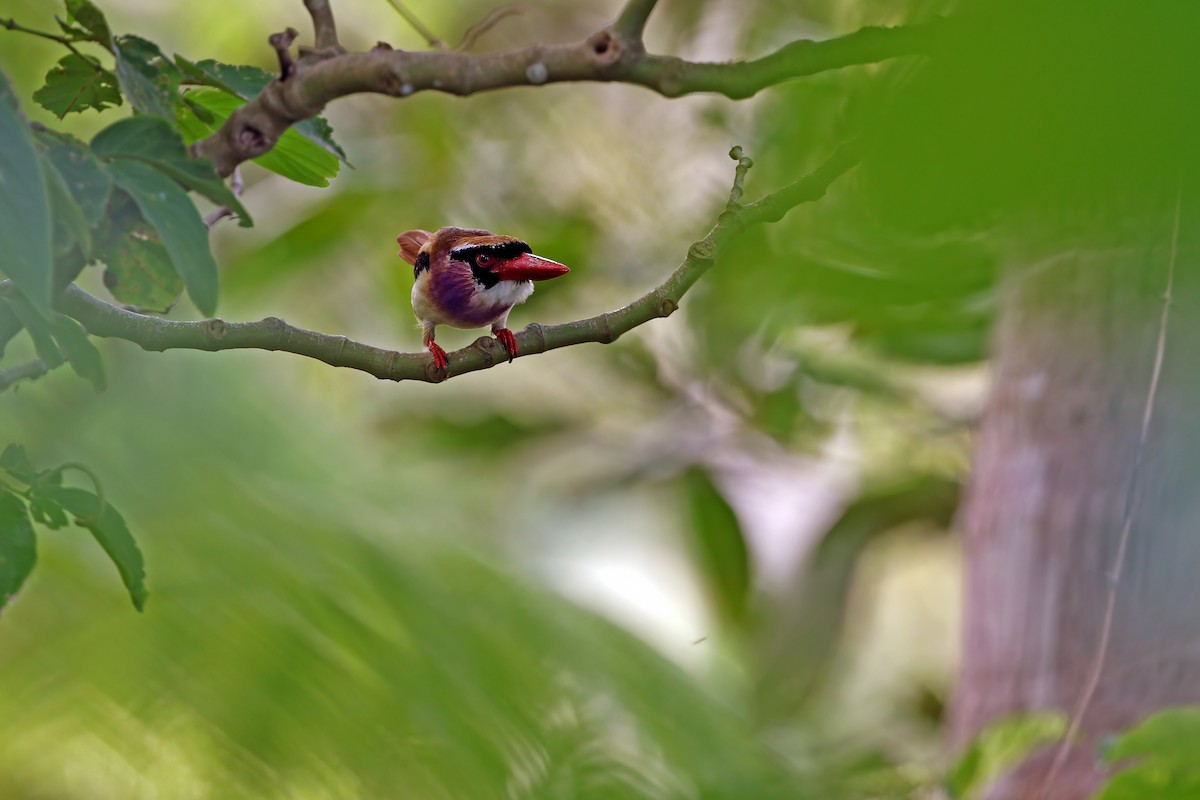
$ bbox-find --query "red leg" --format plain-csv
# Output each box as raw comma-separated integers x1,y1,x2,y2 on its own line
494,328,518,362
427,341,449,369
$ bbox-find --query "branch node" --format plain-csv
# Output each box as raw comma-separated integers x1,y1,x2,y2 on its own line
657,297,679,318
587,31,621,65
526,322,547,353
687,240,715,264
203,319,228,340
269,28,299,80
599,312,616,344
525,62,549,85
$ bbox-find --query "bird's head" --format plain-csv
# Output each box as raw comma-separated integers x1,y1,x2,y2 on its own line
397,227,570,286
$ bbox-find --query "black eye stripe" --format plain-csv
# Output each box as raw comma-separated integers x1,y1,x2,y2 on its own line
451,241,532,263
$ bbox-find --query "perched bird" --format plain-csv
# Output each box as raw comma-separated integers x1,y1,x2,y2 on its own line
397,227,570,368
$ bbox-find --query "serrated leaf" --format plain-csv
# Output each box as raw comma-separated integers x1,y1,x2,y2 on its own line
64,0,112,49
92,115,251,226
100,232,182,312
178,88,340,187
0,71,54,310
32,54,122,118
36,485,146,611
946,712,1066,799
47,313,105,391
0,490,37,611
42,140,112,228
41,156,92,259
683,467,750,626
0,445,36,483
175,56,349,162
113,35,181,120
105,160,219,315
3,295,63,369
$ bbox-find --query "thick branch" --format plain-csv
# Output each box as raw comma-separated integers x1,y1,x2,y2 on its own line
193,13,937,176
57,146,859,385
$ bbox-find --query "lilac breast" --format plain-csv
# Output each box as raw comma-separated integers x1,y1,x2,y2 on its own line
429,267,509,328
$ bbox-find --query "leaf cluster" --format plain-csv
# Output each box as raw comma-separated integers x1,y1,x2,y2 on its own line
1,0,346,390
0,443,145,612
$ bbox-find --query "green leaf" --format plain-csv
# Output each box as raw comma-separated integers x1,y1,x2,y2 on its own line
178,88,340,187
29,491,69,529
113,35,181,120
0,445,36,483
946,712,1067,799
32,54,122,118
36,485,147,611
99,231,182,312
92,115,251,226
64,0,113,49
1104,707,1200,768
40,137,112,228
0,490,37,611
3,295,63,370
41,156,92,259
105,160,219,315
47,313,105,391
0,71,54,310
683,467,750,626
175,56,349,162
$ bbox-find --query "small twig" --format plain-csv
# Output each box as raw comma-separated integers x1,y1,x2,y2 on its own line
457,4,527,52
612,0,660,43
302,0,341,52
726,146,754,208
269,28,300,80
1036,181,1183,800
384,0,447,50
1,16,90,59
0,358,50,393
203,167,244,230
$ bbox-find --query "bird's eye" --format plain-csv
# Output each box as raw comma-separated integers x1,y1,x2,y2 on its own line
476,254,493,267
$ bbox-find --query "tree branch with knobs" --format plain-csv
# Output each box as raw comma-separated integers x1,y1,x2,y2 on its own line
52,144,860,385
0,0,910,389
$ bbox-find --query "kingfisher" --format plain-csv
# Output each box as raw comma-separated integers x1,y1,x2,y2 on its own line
397,227,570,368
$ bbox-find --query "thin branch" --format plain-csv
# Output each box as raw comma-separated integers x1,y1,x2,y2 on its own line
613,0,659,44
193,13,938,176
1,16,90,59
0,358,50,393
204,167,244,230
58,145,860,384
1036,181,1183,800
458,4,527,52
302,0,341,52
384,0,447,50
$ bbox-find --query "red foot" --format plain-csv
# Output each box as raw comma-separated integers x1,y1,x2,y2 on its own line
494,328,518,362
427,341,449,369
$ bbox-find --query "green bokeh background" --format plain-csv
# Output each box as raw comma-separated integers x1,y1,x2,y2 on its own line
15,0,1169,795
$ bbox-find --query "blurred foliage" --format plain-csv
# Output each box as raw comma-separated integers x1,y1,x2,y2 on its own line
4,0,1195,797
1094,707,1200,800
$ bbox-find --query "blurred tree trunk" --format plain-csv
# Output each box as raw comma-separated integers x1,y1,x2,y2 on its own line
950,199,1200,800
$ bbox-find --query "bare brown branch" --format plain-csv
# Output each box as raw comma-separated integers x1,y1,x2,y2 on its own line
58,145,860,384
192,17,937,177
